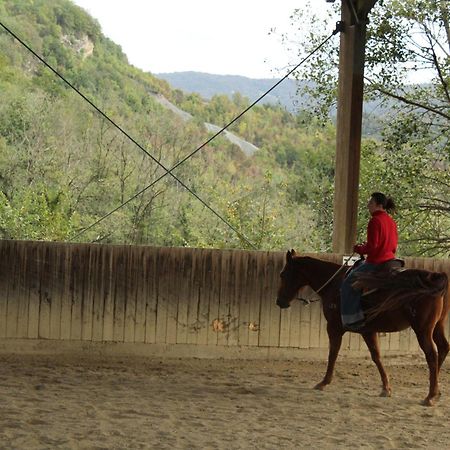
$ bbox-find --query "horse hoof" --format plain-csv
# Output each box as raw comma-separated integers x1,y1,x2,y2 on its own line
422,398,435,407
314,382,326,391
380,389,391,398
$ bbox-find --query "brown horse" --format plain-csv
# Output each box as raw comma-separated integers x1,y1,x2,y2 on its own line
276,250,450,406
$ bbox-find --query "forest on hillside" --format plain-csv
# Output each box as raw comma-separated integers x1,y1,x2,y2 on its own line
0,0,449,256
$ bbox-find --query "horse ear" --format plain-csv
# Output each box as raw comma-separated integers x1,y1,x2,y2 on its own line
291,249,297,256
286,250,292,262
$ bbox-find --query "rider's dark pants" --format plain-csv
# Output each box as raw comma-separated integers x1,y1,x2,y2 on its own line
340,261,377,326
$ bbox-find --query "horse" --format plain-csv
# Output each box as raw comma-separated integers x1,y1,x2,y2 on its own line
276,250,450,406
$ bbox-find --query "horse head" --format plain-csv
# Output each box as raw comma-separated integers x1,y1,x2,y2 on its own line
276,249,309,309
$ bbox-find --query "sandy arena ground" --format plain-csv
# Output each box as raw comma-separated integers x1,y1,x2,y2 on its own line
1,352,450,449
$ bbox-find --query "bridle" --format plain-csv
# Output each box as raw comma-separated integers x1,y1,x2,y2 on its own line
296,253,358,305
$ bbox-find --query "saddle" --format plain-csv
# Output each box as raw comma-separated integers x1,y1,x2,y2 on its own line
344,257,405,279
352,267,449,326
346,258,406,301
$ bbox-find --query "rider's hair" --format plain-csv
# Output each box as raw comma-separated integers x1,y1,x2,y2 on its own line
371,192,396,213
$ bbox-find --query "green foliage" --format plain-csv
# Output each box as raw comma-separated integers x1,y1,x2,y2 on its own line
358,113,450,256
0,188,74,240
279,0,450,256
0,0,341,251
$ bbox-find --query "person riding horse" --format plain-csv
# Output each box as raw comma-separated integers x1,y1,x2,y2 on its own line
340,192,398,330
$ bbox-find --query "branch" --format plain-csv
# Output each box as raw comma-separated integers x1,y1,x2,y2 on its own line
365,79,450,121
417,205,450,214
421,19,450,58
421,174,450,188
402,239,450,257
425,27,450,103
419,195,450,206
403,236,450,244
439,0,450,53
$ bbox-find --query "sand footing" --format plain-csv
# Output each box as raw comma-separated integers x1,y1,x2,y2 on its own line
1,350,450,449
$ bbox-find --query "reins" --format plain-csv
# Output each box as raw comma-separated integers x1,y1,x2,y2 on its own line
297,253,358,305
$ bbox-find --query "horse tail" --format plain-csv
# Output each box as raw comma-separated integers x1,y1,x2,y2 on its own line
355,270,449,323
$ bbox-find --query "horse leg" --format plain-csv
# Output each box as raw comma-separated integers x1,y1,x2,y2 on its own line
433,321,450,372
362,332,391,397
415,330,440,406
314,324,342,390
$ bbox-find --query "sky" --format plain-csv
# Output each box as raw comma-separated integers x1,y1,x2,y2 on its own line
72,0,333,79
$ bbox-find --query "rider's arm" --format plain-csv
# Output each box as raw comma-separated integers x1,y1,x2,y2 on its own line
353,217,381,256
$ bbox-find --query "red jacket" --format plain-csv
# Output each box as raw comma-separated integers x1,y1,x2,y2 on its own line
354,210,398,264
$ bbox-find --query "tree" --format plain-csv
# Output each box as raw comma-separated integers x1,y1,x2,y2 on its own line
0,0,343,251
279,0,450,256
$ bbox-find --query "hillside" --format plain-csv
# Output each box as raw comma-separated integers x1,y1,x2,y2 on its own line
0,0,336,251
2,0,446,256
148,92,259,156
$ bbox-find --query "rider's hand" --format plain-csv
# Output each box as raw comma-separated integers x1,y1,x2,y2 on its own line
353,244,364,255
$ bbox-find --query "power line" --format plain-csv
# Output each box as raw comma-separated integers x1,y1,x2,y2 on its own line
72,25,341,242
0,20,256,249
0,20,341,247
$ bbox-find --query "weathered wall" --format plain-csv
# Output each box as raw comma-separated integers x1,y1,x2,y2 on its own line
0,240,449,358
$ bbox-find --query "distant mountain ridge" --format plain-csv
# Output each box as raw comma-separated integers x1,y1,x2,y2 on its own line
155,72,389,125
156,72,306,112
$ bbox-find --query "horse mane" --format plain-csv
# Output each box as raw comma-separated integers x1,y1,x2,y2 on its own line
352,269,449,322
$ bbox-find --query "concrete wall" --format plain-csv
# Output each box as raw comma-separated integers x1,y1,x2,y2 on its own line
0,240,449,359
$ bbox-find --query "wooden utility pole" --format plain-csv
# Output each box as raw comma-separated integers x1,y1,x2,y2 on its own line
332,0,378,253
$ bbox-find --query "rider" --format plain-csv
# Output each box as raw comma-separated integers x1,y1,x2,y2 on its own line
341,192,398,330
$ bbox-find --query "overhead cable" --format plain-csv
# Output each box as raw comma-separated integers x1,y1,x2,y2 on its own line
71,24,341,242
0,20,341,247
0,20,256,248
